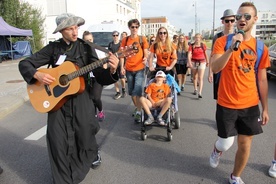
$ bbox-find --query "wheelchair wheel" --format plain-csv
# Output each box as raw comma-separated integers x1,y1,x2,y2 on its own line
174,111,181,129
167,131,172,141
141,131,147,140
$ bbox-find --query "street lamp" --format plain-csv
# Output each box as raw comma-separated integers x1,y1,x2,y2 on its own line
193,1,198,34
212,0,215,37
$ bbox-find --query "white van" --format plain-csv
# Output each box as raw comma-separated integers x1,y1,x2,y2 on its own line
87,22,128,47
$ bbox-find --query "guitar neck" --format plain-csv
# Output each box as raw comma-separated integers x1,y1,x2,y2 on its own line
68,57,109,80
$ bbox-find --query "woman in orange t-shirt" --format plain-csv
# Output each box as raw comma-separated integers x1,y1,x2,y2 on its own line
148,27,177,77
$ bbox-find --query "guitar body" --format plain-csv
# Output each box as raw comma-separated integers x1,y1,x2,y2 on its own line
27,61,85,113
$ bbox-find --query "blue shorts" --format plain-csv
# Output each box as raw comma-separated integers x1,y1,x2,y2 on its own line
126,69,145,97
216,104,263,138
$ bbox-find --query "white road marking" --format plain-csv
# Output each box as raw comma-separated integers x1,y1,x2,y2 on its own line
24,85,114,141
24,125,47,140
104,84,114,90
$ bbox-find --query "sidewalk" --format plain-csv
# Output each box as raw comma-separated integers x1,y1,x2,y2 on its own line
0,58,29,119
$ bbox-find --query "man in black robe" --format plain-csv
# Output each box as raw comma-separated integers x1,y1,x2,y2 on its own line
18,13,119,184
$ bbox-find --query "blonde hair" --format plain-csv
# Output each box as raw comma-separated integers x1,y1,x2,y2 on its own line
177,34,188,52
155,27,173,53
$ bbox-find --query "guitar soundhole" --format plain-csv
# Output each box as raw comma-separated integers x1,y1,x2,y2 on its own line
59,75,69,86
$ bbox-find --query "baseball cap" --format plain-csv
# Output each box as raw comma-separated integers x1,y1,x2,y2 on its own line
155,71,166,78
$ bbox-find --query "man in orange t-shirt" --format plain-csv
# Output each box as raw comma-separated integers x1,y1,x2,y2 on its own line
209,2,270,184
120,19,149,123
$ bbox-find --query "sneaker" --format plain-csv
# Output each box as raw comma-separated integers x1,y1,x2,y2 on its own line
132,108,137,117
229,173,245,184
113,92,121,100
134,112,141,123
157,117,166,126
97,111,105,122
181,86,184,91
193,90,198,95
144,117,154,125
209,149,222,168
269,160,276,178
91,151,101,169
121,91,127,98
198,94,202,98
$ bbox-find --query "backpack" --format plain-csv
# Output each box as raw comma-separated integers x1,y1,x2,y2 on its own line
214,34,264,99
191,42,205,53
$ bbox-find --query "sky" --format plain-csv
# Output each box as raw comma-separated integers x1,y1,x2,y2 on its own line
141,0,276,35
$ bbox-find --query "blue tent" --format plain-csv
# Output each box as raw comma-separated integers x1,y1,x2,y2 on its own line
13,41,32,59
0,17,33,59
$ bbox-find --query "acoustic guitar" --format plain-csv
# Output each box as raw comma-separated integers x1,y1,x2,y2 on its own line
27,43,138,113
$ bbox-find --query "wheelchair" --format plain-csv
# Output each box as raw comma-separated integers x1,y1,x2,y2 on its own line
140,69,181,141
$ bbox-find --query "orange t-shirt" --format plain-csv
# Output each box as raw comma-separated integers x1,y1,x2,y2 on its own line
145,83,171,103
120,36,149,71
150,44,177,67
212,36,270,109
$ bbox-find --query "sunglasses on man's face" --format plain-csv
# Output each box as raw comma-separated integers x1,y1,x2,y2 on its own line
159,32,167,35
130,26,139,29
150,40,155,42
235,13,252,21
113,35,119,37
224,19,235,23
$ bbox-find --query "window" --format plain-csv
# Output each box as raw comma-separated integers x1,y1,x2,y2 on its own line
47,0,66,16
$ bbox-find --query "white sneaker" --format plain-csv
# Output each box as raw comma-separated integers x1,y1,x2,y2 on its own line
229,174,245,184
269,160,276,178
209,149,222,168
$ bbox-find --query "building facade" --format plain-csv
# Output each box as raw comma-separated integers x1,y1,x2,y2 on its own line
24,0,141,45
256,11,276,40
141,16,178,39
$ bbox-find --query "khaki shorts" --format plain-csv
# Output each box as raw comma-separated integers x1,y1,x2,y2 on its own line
191,61,206,70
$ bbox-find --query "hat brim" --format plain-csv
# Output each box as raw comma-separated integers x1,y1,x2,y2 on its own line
221,15,235,20
53,16,85,34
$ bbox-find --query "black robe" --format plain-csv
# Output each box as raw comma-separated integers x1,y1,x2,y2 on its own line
19,38,118,184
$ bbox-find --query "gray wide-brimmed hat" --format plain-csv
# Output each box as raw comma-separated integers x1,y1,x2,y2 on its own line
53,13,85,34
220,9,235,20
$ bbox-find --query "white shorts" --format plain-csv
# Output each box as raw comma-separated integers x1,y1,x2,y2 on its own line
191,61,206,70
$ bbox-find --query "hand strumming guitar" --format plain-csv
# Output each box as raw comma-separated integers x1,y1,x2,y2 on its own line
34,71,56,85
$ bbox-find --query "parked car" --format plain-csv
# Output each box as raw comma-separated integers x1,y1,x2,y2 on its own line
267,43,276,80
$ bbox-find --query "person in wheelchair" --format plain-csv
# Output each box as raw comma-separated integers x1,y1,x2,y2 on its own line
140,71,172,126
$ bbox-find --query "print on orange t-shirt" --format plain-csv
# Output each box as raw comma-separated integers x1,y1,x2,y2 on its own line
120,36,149,72
150,44,177,67
212,36,270,109
145,83,171,103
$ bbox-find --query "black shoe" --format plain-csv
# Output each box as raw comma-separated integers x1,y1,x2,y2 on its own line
91,152,101,169
0,166,3,174
121,91,127,98
181,86,184,91
198,94,202,98
113,92,121,100
177,92,181,96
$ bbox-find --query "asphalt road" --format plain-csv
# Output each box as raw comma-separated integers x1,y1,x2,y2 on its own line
0,59,276,184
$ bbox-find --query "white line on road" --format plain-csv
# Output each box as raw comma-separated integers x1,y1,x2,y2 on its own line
24,125,47,141
104,84,114,90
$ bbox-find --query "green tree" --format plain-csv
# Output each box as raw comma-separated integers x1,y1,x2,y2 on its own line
0,0,45,52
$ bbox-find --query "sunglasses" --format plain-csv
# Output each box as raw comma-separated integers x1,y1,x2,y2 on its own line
150,40,155,42
224,19,235,23
130,26,139,29
113,35,119,37
235,13,252,21
159,32,167,35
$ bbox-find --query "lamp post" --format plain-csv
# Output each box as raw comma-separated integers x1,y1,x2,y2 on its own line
193,1,198,34
212,0,215,37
